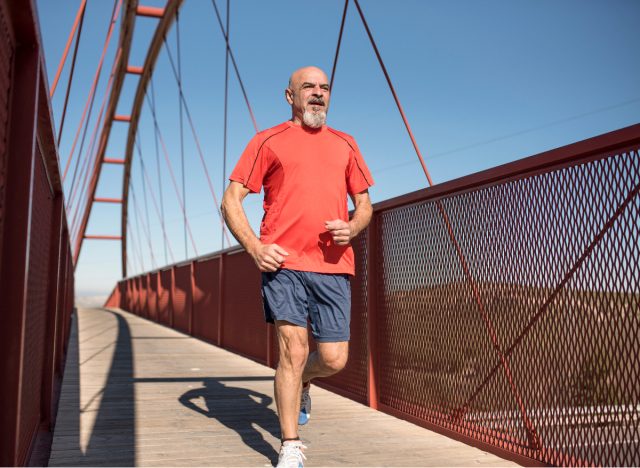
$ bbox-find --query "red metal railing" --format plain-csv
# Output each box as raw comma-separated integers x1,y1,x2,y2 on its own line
0,2,76,466
107,123,640,466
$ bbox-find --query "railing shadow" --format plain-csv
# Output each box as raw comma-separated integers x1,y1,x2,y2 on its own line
82,310,136,466
49,309,136,467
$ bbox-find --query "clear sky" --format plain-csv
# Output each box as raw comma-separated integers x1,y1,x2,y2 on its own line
35,0,640,299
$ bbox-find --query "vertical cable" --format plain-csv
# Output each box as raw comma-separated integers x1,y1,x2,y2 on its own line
136,137,153,263
176,12,188,259
211,0,259,133
161,44,232,247
150,78,168,265
131,185,156,270
330,0,349,91
221,0,230,249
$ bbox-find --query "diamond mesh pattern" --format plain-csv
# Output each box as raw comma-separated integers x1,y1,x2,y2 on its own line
223,252,267,363
192,257,219,344
0,4,11,272
320,226,369,403
172,264,192,333
376,149,640,466
116,136,639,466
20,153,53,461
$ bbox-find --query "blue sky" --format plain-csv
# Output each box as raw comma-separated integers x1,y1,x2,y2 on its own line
35,0,640,298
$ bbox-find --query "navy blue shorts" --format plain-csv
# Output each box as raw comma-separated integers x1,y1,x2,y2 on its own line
261,269,351,343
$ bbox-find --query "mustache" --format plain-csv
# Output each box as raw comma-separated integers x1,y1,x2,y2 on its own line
308,98,325,105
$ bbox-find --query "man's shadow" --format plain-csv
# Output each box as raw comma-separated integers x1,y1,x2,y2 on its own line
179,378,280,464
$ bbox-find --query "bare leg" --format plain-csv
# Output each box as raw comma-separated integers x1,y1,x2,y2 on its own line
302,341,348,383
274,321,309,439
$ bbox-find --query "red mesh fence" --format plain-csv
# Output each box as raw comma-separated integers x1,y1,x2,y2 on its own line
19,150,54,463
0,3,75,463
132,275,140,316
159,268,172,326
109,124,640,466
316,227,370,404
193,257,220,344
222,251,267,364
148,272,159,321
172,264,192,333
139,274,147,318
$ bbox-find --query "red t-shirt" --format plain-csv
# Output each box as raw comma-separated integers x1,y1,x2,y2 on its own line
229,121,374,275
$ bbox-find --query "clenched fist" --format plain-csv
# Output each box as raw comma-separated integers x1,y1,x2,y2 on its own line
251,243,289,272
325,219,352,246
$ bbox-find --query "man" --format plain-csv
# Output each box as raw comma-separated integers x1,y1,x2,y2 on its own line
221,66,373,468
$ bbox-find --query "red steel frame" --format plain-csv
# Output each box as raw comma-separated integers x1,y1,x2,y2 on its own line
108,123,640,467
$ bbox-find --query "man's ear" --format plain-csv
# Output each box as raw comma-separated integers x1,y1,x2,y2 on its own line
285,88,294,105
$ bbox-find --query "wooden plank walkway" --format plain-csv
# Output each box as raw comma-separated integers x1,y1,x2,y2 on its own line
48,308,518,467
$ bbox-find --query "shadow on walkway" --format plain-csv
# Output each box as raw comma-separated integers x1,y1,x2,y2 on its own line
179,378,280,464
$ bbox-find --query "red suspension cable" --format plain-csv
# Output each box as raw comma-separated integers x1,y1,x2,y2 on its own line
67,47,121,215
162,44,232,247
145,92,199,256
56,0,87,144
62,0,123,183
352,0,432,186
127,219,146,273
352,0,542,448
50,0,87,98
330,0,349,90
138,154,176,264
149,78,169,264
131,185,157,269
210,0,259,133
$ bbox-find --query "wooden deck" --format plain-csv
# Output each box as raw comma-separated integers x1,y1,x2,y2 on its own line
48,308,518,467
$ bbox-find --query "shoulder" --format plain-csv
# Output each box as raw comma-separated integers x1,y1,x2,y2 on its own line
250,122,293,147
326,126,358,151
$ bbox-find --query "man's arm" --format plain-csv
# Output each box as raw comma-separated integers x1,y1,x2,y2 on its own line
325,189,373,245
221,181,288,272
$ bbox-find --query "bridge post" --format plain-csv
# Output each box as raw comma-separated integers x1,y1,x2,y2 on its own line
188,260,196,335
366,214,379,410
170,265,176,328
217,253,224,346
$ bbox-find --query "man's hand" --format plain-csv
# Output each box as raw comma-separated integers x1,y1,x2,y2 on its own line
250,243,289,272
325,219,352,246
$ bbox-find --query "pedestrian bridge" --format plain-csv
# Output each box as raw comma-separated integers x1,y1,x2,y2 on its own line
1,1,639,467
48,307,515,466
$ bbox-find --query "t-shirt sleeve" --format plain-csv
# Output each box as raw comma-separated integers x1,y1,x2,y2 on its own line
229,133,270,193
346,138,374,195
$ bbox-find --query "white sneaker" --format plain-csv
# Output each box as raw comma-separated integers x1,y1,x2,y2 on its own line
276,441,307,468
298,383,311,425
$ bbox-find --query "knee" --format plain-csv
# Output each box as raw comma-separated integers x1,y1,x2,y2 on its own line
320,348,348,375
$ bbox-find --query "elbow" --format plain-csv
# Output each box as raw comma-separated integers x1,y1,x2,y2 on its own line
220,193,229,222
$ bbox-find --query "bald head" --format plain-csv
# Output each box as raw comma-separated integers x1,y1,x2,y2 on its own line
288,66,329,89
285,66,331,129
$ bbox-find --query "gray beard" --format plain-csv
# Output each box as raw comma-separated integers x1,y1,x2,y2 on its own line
303,110,326,128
